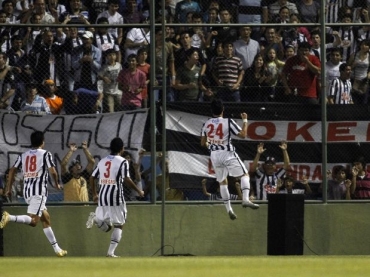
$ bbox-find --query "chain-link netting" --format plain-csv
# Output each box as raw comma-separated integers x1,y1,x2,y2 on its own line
0,0,370,204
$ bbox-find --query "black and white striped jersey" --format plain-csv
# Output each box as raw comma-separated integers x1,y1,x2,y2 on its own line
92,155,130,206
201,117,242,152
328,77,352,104
13,149,55,198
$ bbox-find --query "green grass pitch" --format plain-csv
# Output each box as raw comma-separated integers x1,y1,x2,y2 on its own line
1,256,370,277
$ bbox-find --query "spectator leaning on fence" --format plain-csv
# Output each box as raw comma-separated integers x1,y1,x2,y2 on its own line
251,141,291,200
20,83,51,114
61,141,95,202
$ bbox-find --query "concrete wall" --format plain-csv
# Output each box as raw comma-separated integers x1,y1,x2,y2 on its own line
3,203,370,256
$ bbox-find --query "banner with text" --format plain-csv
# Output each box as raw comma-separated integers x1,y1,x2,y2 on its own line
0,109,148,176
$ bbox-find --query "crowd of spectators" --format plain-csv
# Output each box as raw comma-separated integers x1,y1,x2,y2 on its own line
0,0,369,114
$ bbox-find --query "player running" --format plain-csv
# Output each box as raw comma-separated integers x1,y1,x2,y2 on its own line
86,137,144,257
0,131,67,257
201,99,259,220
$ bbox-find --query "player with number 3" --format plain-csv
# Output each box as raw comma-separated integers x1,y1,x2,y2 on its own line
86,137,144,257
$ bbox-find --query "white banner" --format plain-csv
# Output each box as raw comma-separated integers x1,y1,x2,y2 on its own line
167,110,370,143
0,109,148,175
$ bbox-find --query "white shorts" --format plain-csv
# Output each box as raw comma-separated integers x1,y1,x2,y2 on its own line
25,195,47,217
95,203,127,226
210,151,248,182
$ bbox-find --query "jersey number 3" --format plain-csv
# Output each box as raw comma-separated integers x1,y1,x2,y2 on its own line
104,161,111,178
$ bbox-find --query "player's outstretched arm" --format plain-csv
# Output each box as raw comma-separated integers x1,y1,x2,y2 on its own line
237,113,248,138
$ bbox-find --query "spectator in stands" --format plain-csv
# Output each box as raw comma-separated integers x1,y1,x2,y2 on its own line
202,177,242,200
250,141,290,200
261,27,285,61
71,30,102,91
123,16,150,62
174,30,207,76
83,0,109,24
61,27,82,92
310,30,341,61
237,0,264,39
212,41,244,102
21,0,57,24
20,83,51,114
153,28,175,102
96,0,124,45
325,48,343,91
189,12,206,49
122,149,145,201
42,79,64,114
46,0,67,19
347,39,370,104
265,47,285,101
21,13,43,54
174,48,204,101
297,0,320,24
174,0,201,23
243,53,270,102
283,44,295,61
122,0,142,24
59,0,91,32
64,87,102,114
208,7,238,46
0,53,15,110
323,166,351,200
29,29,64,85
327,63,353,104
202,0,220,24
325,0,346,23
118,53,146,110
61,141,95,202
233,26,260,72
2,0,19,24
98,48,122,113
93,17,121,64
154,0,174,23
136,47,150,108
329,12,356,62
6,35,26,110
281,41,321,104
351,156,370,199
265,0,299,23
276,175,312,195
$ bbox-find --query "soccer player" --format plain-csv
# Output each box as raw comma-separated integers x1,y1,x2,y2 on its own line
86,137,144,257
0,131,67,257
200,99,259,220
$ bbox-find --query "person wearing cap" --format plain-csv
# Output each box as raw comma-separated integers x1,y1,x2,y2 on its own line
43,79,64,114
251,141,291,200
71,30,102,92
60,141,95,202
